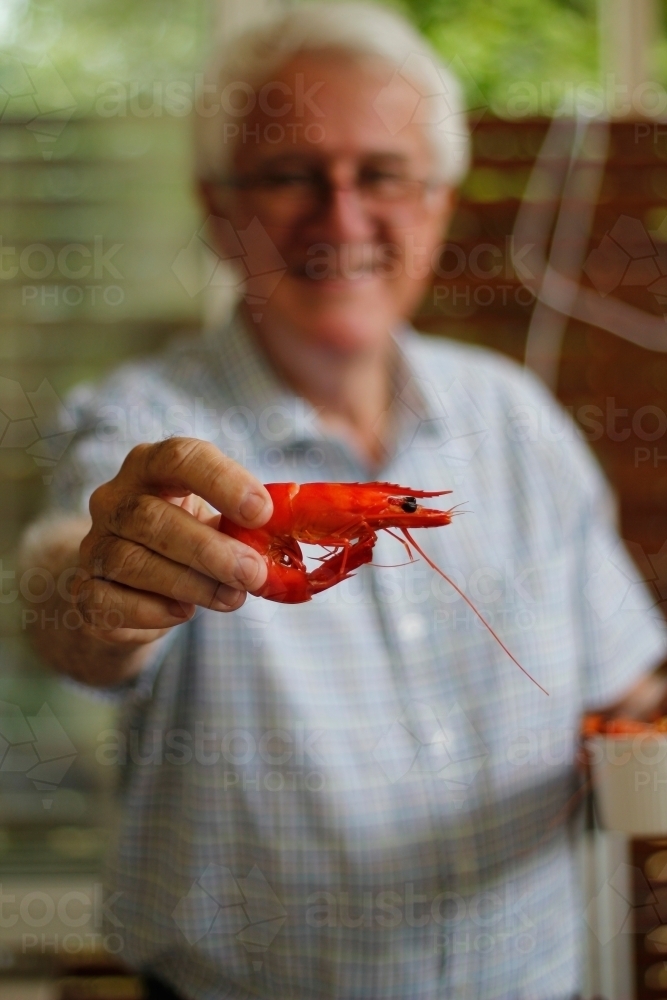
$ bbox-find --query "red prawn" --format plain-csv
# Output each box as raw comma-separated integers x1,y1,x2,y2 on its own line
218,482,548,695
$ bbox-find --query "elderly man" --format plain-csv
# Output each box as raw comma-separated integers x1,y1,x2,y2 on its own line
21,3,667,998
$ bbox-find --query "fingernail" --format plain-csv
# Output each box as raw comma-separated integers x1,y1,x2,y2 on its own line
212,587,244,612
235,553,265,589
168,600,190,618
239,490,269,523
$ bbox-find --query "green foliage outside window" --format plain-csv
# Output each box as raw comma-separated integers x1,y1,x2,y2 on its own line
395,0,600,116
0,0,600,120
5,0,667,118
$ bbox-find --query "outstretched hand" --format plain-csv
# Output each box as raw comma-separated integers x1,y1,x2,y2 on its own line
73,438,273,646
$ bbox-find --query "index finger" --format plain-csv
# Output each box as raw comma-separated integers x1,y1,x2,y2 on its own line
120,438,272,527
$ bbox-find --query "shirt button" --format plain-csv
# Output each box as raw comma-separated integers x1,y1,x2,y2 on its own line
397,613,428,641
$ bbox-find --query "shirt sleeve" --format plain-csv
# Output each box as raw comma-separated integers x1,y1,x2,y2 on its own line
45,366,190,699
517,369,667,710
573,470,667,709
48,375,148,516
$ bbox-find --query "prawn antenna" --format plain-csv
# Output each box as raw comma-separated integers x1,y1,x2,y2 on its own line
447,503,470,517
401,527,549,697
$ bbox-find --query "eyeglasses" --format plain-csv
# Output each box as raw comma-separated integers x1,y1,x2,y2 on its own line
209,164,440,224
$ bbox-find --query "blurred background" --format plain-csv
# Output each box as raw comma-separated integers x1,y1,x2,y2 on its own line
3,0,667,996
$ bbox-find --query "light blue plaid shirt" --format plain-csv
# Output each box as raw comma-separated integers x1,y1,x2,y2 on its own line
52,315,667,1000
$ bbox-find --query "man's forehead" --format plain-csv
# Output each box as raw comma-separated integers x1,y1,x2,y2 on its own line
230,50,432,169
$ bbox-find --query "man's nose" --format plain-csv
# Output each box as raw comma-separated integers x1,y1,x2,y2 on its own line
311,184,377,242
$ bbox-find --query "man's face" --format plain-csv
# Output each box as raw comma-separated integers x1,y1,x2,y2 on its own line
201,52,452,356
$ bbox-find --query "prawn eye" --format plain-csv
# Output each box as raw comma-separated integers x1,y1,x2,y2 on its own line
279,552,293,567
401,496,418,513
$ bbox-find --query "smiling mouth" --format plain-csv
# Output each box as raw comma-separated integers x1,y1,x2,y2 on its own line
289,260,389,282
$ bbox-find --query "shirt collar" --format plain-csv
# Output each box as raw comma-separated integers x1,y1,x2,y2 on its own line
208,310,444,459
208,309,301,419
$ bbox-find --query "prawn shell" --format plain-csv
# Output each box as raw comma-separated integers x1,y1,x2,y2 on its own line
263,482,453,540
217,481,454,605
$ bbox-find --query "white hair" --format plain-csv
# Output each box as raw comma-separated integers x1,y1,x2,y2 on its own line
194,1,470,186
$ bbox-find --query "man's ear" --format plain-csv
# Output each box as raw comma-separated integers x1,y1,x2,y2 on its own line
197,180,240,258
436,184,455,236
198,180,222,220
